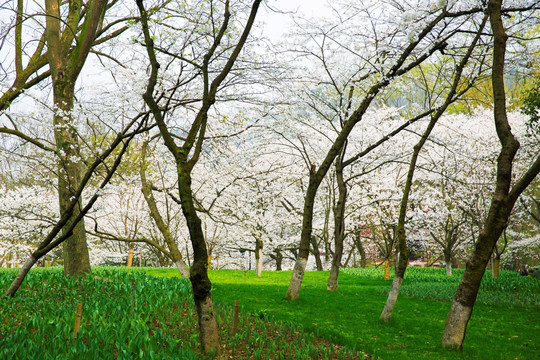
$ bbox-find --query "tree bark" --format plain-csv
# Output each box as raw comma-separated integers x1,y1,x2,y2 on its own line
272,249,283,271
441,0,540,348
353,231,367,268
493,257,500,278
311,235,324,271
178,164,220,353
53,83,92,277
445,251,453,276
327,159,347,291
127,243,134,267
3,256,38,297
255,238,263,277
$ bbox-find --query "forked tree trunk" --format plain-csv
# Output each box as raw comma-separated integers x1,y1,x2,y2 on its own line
442,0,540,348
311,236,324,271
328,161,347,291
137,0,262,351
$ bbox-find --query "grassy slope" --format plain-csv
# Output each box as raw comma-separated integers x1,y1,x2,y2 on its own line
165,268,539,360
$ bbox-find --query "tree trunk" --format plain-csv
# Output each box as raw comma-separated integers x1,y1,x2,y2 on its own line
255,238,263,277
384,259,390,281
446,261,453,276
3,256,38,297
353,232,367,268
140,141,190,277
44,0,109,278
178,164,219,353
441,1,538,348
445,251,453,276
311,236,324,271
274,250,283,271
328,161,347,291
54,84,91,277
493,257,500,278
127,243,134,267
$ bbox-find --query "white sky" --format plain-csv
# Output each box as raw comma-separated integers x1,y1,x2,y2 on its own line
261,0,330,40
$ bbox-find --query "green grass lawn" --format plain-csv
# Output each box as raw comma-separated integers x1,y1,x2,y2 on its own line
1,266,538,359
196,268,539,360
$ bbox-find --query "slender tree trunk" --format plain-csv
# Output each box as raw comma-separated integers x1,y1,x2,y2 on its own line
140,141,190,277
311,236,324,271
353,232,367,268
3,256,38,297
255,238,263,277
493,256,500,278
441,1,539,348
328,161,347,291
127,243,134,267
384,259,391,281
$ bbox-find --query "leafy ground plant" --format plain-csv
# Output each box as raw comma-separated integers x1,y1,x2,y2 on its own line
0,267,365,359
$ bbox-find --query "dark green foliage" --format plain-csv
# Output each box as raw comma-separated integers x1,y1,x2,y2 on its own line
521,78,540,134
0,267,196,359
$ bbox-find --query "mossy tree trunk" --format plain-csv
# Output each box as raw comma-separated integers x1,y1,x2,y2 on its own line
137,0,262,353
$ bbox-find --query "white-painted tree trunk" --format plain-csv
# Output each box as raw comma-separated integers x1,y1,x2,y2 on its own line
286,257,307,300
380,276,403,321
175,260,190,278
441,301,473,349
